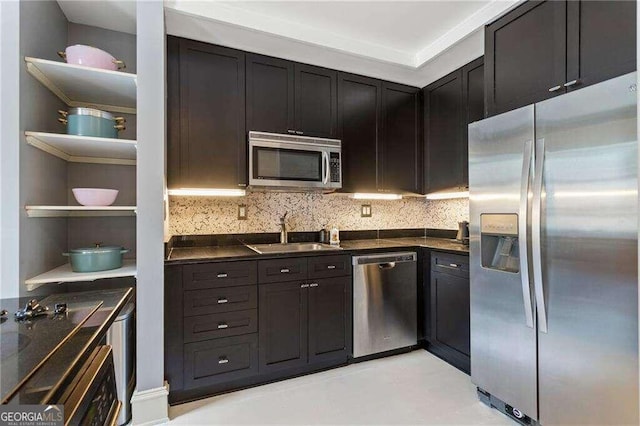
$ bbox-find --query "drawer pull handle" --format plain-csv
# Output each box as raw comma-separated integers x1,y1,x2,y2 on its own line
217,298,229,304
548,85,562,92
218,323,229,329
280,268,290,273
218,357,229,364
310,283,318,287
563,79,579,87
217,273,228,278
449,263,459,268
301,284,310,288
327,265,336,269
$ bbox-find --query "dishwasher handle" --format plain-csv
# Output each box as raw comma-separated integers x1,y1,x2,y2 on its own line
378,262,396,270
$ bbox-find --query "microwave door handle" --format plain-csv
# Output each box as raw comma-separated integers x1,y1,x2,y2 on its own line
322,151,329,184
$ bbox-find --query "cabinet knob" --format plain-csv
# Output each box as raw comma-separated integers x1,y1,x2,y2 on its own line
217,273,228,278
218,357,229,364
548,85,562,92
217,298,229,304
563,79,579,87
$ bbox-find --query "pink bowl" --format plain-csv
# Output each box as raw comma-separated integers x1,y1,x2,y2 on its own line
72,188,119,206
61,45,124,71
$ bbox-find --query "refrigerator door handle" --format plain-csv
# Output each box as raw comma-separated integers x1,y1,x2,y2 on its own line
519,139,534,328
532,137,548,333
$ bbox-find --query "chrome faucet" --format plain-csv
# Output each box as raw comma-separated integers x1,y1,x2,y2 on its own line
279,212,288,244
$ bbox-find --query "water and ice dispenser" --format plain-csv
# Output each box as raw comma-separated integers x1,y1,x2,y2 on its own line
480,214,520,273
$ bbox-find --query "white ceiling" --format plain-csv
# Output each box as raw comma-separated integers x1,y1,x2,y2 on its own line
56,0,520,86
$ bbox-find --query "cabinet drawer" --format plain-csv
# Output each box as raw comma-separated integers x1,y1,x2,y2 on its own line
184,261,257,290
308,255,351,279
431,252,469,278
184,310,258,343
258,258,307,284
184,286,257,316
183,334,258,390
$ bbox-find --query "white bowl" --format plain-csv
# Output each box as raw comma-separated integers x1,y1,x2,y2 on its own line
72,188,119,206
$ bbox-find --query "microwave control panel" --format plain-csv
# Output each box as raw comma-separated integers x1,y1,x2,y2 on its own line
330,153,341,183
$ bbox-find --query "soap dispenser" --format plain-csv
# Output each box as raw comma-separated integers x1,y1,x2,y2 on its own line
329,225,340,246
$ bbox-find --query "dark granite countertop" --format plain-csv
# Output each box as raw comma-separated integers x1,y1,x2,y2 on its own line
4,287,133,405
166,237,468,265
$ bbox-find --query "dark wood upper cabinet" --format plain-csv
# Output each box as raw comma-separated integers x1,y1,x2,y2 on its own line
380,82,421,194
424,69,463,193
246,53,295,134
167,37,246,188
423,57,483,193
485,0,635,117
462,57,485,185
337,72,381,193
566,0,636,91
485,1,567,116
295,64,338,138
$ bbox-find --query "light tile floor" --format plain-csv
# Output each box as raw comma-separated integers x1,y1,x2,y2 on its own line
169,350,515,425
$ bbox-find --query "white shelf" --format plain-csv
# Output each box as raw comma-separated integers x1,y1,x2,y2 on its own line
25,205,137,218
25,260,136,291
25,132,136,165
25,57,137,114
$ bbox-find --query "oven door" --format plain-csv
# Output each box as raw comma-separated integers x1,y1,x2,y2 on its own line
249,140,331,189
60,345,120,426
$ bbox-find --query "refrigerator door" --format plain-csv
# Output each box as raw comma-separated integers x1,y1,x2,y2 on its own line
469,105,538,419
535,72,638,425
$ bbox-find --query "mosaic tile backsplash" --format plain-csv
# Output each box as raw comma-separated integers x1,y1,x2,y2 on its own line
168,192,469,236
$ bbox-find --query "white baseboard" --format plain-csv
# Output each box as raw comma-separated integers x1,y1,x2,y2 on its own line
131,383,169,425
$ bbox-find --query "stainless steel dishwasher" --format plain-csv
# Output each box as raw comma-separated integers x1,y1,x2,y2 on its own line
352,252,417,358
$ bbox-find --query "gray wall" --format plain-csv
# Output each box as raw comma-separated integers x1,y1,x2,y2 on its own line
1,0,20,298
19,0,70,296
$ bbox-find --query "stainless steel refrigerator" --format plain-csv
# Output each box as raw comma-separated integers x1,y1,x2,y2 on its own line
469,72,638,425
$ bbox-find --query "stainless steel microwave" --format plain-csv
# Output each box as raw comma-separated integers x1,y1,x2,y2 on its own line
248,131,342,191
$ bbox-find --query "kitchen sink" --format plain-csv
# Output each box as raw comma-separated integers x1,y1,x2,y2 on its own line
245,242,342,254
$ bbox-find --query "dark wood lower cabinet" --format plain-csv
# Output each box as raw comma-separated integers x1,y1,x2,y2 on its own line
308,277,351,363
258,281,309,373
426,251,471,374
183,334,259,390
166,256,352,404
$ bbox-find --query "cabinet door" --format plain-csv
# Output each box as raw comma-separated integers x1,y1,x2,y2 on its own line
259,281,308,373
485,1,566,116
431,271,470,357
168,37,246,188
424,70,463,193
295,64,338,138
566,0,636,91
337,73,381,193
308,277,351,364
380,82,421,193
462,57,484,186
246,53,295,134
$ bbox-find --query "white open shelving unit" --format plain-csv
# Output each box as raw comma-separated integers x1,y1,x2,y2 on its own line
25,56,137,114
25,205,137,218
24,56,138,289
25,131,136,165
25,260,137,292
